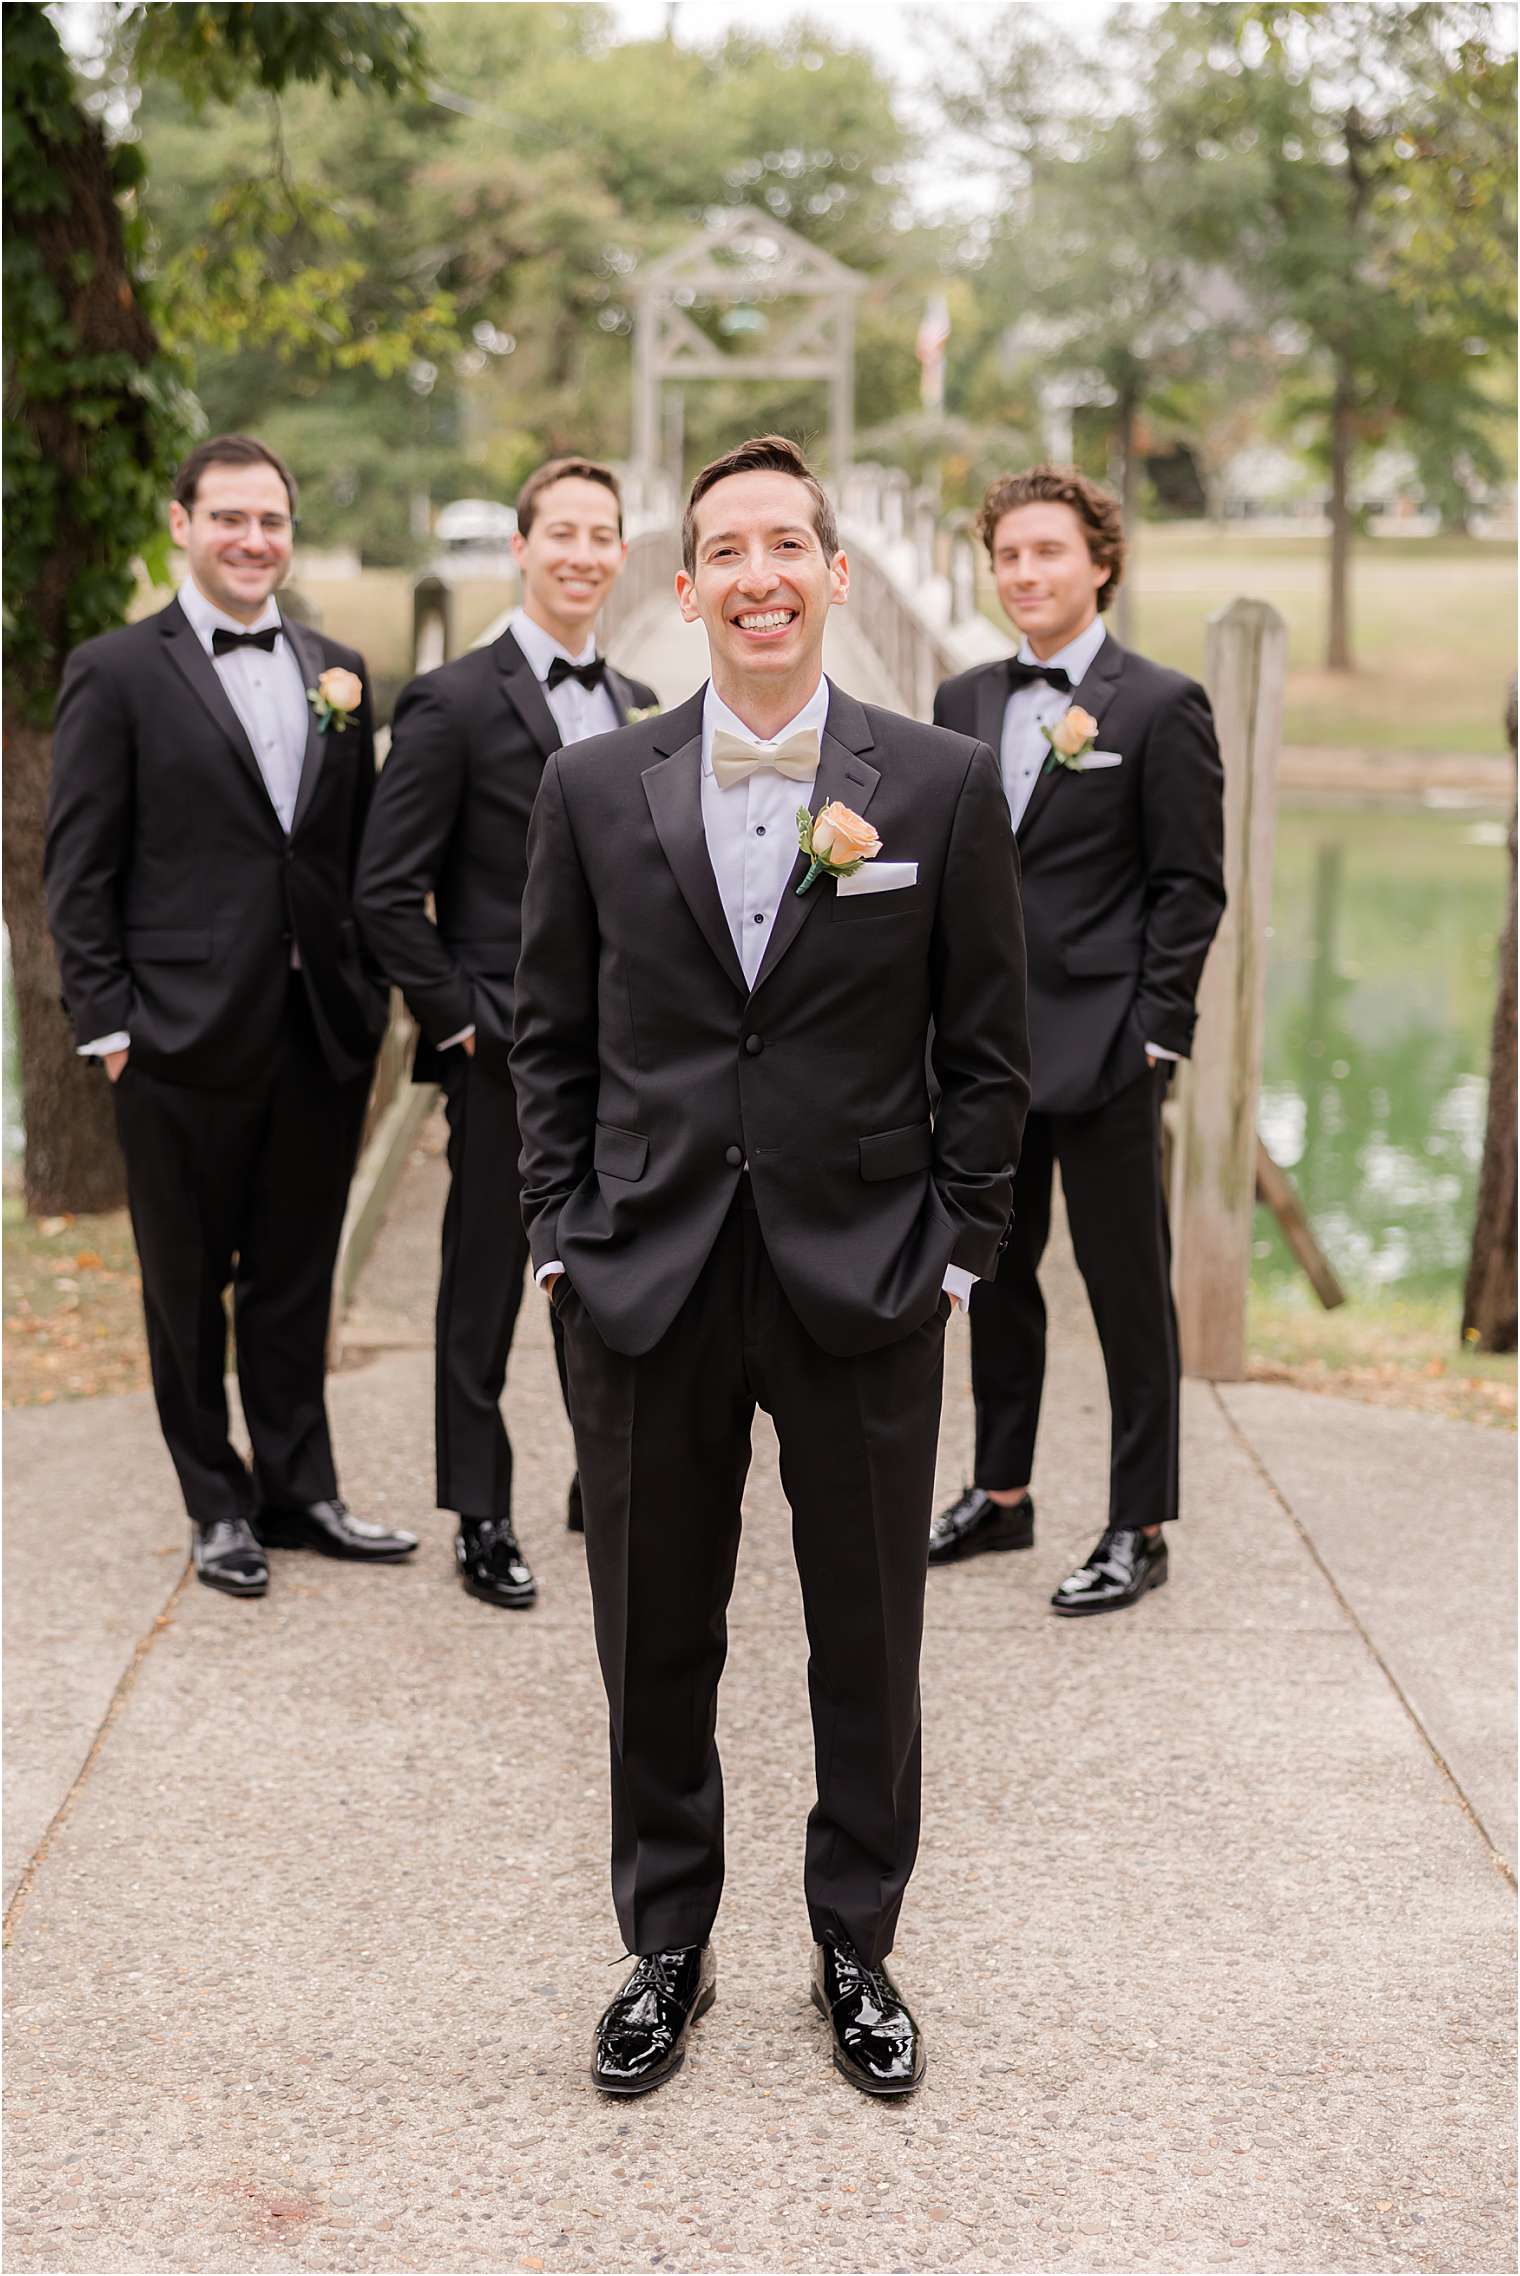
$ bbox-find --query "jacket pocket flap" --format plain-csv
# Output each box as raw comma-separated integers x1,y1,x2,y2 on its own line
858,1120,933,1182
125,928,212,963
1064,935,1142,978
594,1121,649,1182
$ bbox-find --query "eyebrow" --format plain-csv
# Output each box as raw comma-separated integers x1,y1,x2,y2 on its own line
701,524,814,551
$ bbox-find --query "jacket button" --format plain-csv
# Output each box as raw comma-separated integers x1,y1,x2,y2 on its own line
724,1145,743,1168
744,1034,763,1056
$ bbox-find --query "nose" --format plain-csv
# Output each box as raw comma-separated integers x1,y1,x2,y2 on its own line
736,549,779,596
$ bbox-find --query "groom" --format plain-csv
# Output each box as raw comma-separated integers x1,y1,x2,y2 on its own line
511,435,1028,2097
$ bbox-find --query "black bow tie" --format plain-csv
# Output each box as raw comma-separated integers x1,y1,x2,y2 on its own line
212,625,279,656
547,655,607,692
1007,656,1072,693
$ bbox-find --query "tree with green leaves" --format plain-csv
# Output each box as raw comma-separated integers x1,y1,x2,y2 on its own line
2,1,427,1214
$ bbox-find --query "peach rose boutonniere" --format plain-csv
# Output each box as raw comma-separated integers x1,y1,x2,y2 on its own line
1040,704,1099,776
795,799,882,896
307,666,363,735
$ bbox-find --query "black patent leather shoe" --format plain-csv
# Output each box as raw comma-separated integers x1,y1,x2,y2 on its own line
593,1944,715,2096
254,1498,418,1560
455,1516,537,1609
192,1515,268,1599
566,1472,584,1534
811,1941,925,2097
927,1484,1035,1566
1050,1525,1168,1616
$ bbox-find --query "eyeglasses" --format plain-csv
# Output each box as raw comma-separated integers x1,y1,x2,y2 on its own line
203,511,297,539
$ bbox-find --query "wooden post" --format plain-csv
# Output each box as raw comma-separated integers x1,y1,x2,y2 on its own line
1170,597,1287,1380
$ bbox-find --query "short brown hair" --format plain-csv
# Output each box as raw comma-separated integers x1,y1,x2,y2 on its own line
977,465,1125,612
682,434,839,575
516,456,623,538
174,435,298,516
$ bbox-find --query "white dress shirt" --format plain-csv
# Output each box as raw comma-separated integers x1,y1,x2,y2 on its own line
539,675,974,1307
439,609,622,1056
79,575,309,1057
999,616,1176,1065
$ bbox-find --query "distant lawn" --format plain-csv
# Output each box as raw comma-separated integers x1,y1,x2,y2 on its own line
1248,1280,1516,1429
982,527,1517,757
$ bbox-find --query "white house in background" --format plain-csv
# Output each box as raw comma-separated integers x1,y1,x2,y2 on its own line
435,498,517,551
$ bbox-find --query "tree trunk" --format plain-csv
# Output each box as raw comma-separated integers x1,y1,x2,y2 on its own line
1462,686,1518,1352
1326,354,1354,672
2,705,126,1215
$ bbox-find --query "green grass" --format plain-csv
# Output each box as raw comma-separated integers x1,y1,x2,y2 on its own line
982,527,1517,757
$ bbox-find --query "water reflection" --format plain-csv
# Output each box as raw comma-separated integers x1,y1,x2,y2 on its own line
1256,805,1508,1297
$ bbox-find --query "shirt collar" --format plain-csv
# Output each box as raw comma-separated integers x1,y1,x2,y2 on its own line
701,676,831,777
1015,614,1107,686
179,574,283,650
510,606,598,682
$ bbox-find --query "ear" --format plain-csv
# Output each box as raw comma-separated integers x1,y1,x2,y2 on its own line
168,501,190,548
675,570,700,625
829,550,849,608
511,529,528,567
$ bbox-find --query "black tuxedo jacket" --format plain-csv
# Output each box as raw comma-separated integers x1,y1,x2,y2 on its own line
934,635,1226,1115
511,682,1031,1360
44,597,387,1089
355,630,657,1082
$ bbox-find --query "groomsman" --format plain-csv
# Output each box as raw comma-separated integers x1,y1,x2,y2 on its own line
356,459,656,1611
45,435,415,1598
512,436,1028,2097
928,466,1226,1615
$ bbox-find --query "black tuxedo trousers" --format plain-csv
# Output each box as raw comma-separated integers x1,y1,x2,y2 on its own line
970,1068,1179,1529
560,1184,948,1968
435,1049,571,1518
112,977,370,1526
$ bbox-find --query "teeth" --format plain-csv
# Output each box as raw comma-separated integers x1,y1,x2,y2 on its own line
737,610,793,631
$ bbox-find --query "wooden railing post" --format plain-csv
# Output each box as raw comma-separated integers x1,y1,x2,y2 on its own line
1170,596,1287,1380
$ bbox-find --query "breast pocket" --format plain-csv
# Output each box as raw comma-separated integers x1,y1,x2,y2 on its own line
829,884,930,925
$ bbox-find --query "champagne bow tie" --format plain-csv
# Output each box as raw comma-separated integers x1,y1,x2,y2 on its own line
710,727,820,791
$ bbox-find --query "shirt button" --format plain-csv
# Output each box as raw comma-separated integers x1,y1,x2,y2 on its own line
755,824,766,837
724,1145,743,1168
752,912,765,925
745,1035,763,1056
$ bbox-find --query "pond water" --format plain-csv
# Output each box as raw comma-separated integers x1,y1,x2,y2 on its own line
5,802,1509,1307
1255,802,1510,1300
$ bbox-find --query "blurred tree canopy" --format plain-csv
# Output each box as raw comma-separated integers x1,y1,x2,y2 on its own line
130,5,928,560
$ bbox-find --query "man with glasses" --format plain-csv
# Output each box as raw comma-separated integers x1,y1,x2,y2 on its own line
45,434,416,1598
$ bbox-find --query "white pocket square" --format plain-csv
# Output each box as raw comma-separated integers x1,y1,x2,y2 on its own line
837,861,919,897
1081,750,1123,770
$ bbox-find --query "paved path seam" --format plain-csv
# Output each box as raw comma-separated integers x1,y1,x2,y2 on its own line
2,1553,195,1947
1210,1380,1517,1890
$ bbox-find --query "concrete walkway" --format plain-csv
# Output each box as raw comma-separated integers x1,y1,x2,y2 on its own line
6,1112,1515,2272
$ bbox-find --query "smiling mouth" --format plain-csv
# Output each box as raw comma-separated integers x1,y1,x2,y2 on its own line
733,608,797,634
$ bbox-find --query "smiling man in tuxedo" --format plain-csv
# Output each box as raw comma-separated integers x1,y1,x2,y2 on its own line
45,435,415,1599
512,435,1028,2098
356,458,657,1613
928,466,1226,1616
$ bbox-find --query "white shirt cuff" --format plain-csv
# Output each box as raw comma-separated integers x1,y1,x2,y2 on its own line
942,1263,976,1309
535,1260,564,1287
78,1032,130,1056
1144,1042,1181,1062
438,1024,476,1050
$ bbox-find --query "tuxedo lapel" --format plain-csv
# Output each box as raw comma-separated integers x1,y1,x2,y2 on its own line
974,662,1008,759
750,684,879,996
283,616,331,839
159,601,284,833
606,664,639,726
495,631,563,763
1016,633,1126,850
642,689,746,996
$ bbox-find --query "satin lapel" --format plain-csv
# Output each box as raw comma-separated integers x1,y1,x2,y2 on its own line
283,617,331,838
159,603,283,832
749,726,880,996
641,734,748,996
1015,634,1126,851
974,661,1008,757
496,633,563,763
606,665,636,725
